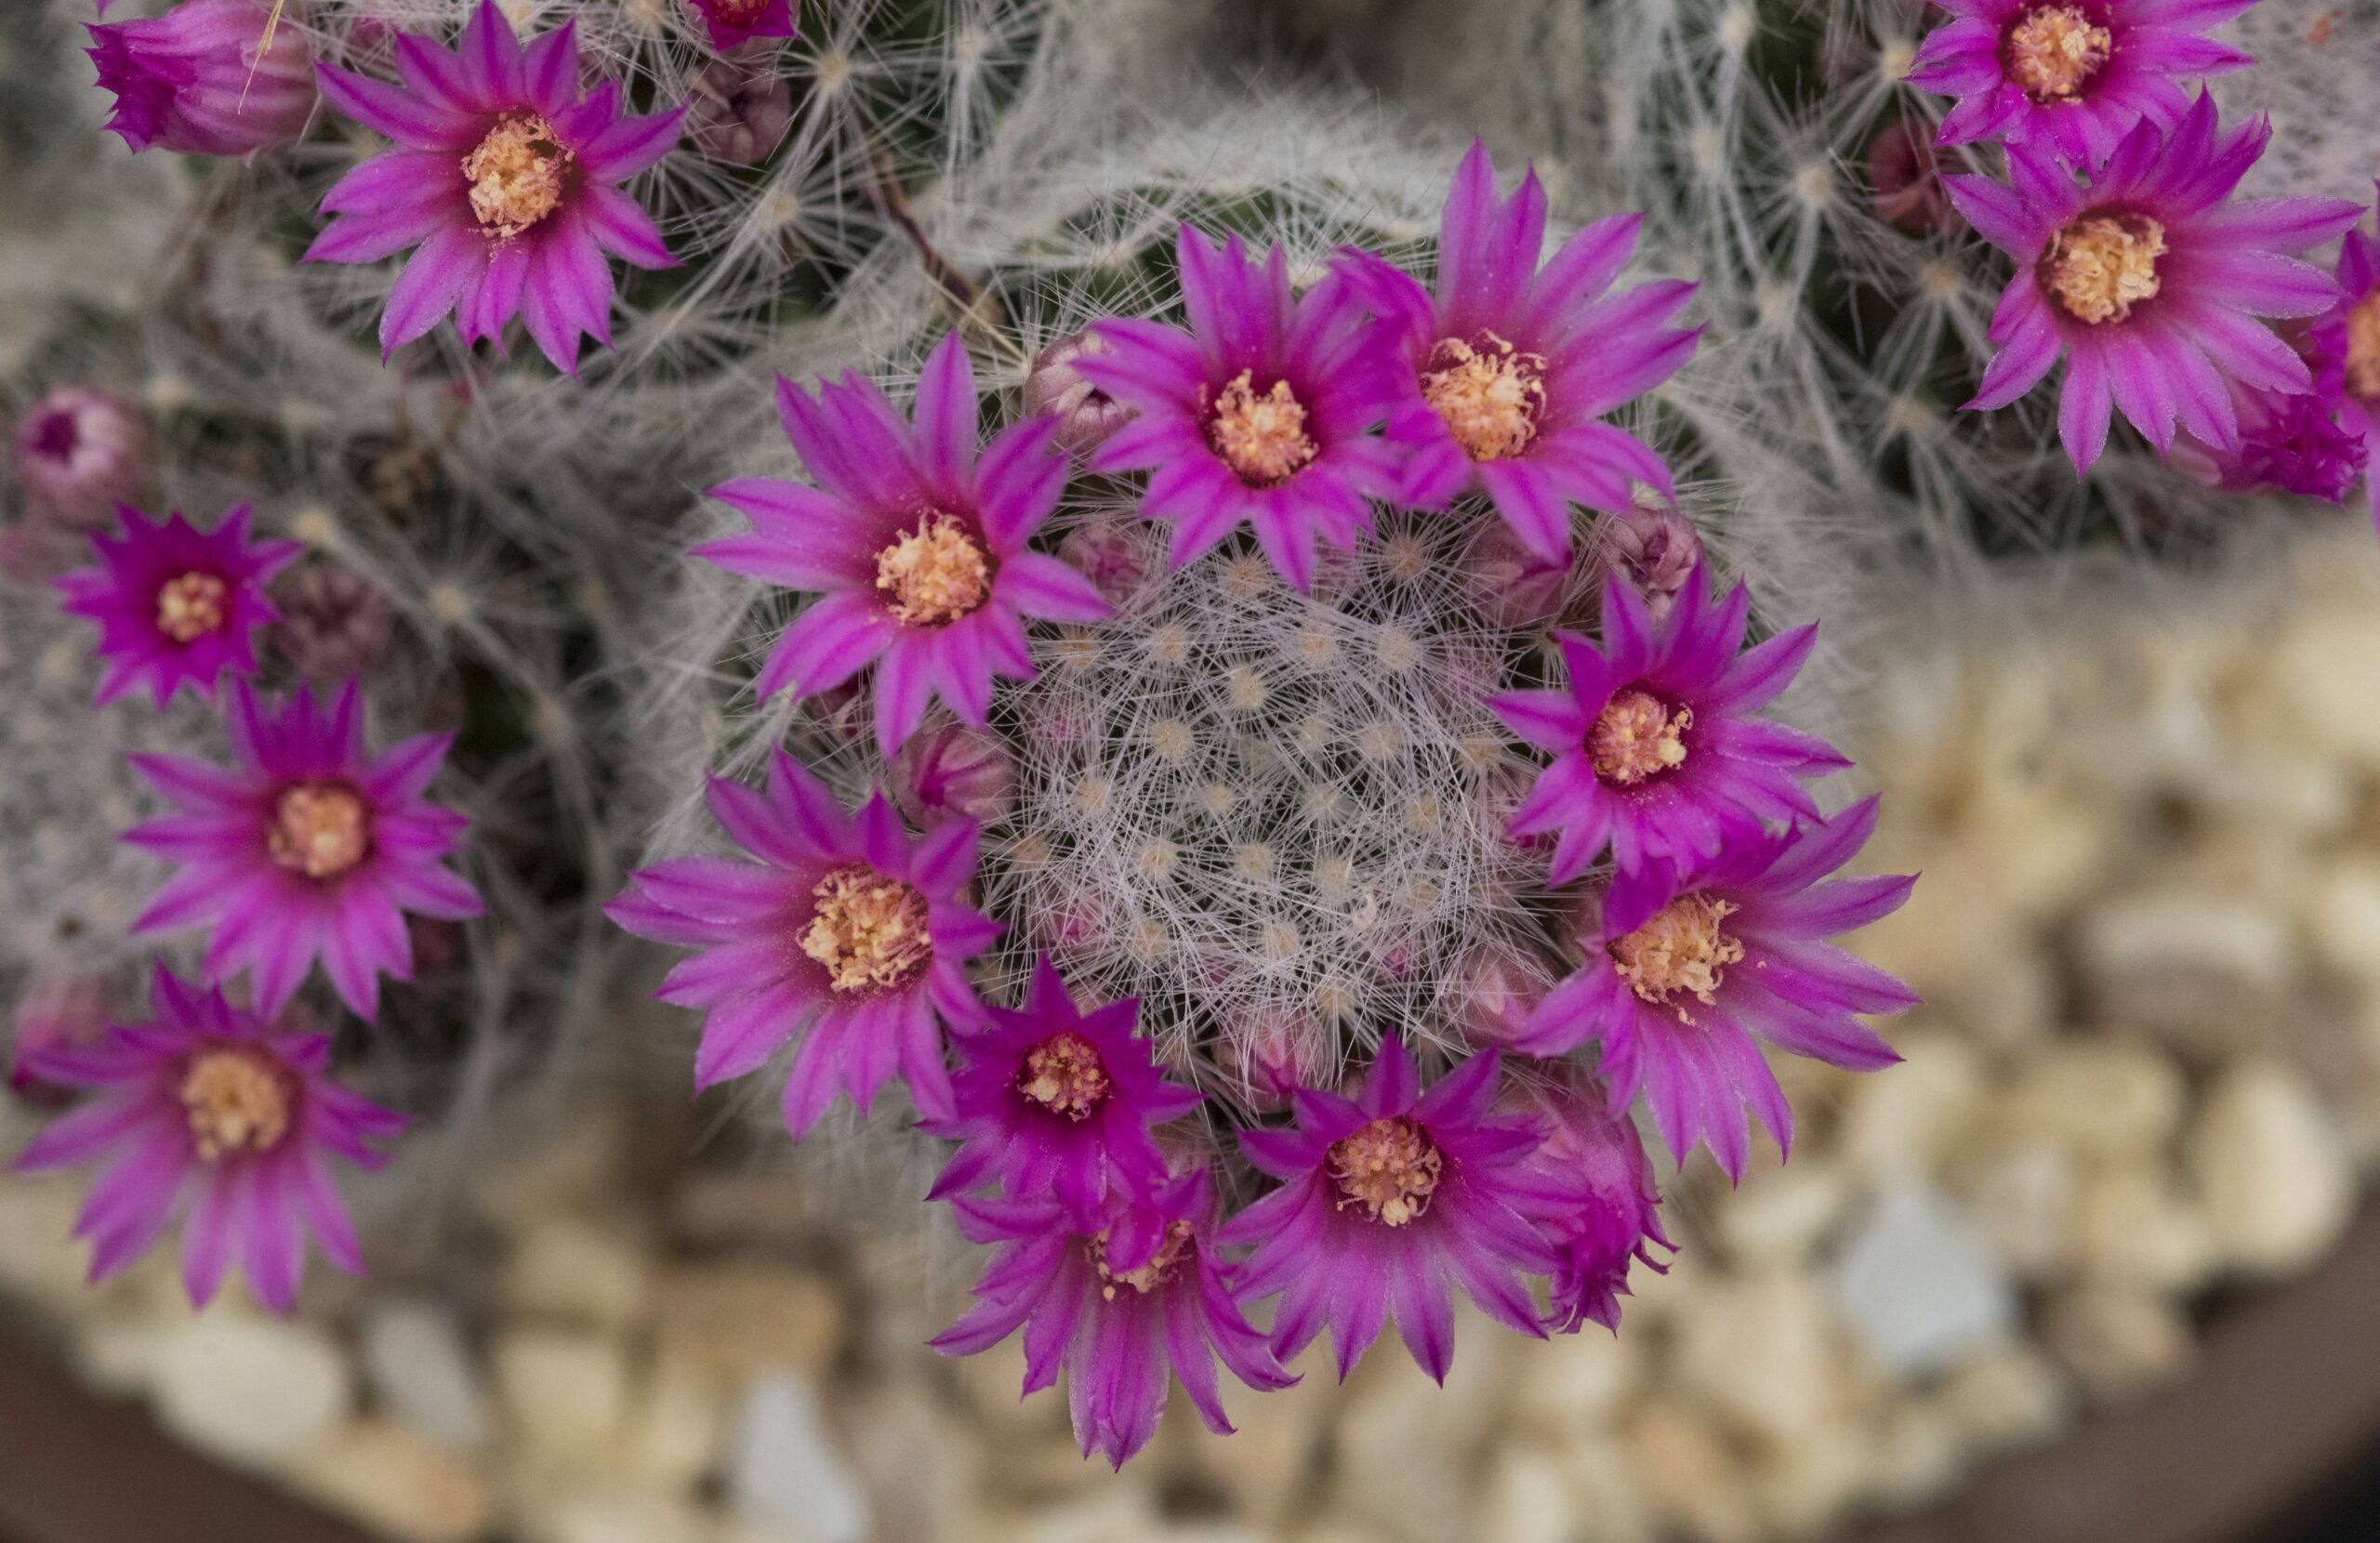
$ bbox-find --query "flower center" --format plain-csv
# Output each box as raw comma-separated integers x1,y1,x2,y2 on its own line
1085,1220,1196,1299
179,1047,292,1163
2345,290,2380,403
154,572,230,645
267,781,375,880
28,409,78,462
1421,332,1548,461
2041,212,2166,325
1587,690,1691,786
1328,1114,1444,1227
1014,1030,1112,1120
1610,893,1744,1018
875,512,993,626
800,864,932,993
1207,370,1319,487
462,114,574,242
2005,5,2111,100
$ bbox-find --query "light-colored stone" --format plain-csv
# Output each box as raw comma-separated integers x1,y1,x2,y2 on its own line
625,1346,728,1495
1335,1306,1512,1543
1862,1399,1963,1510
2078,891,2297,1001
1836,1032,1986,1179
1951,1142,2078,1282
1924,1343,2073,1462
152,1312,355,1471
2307,861,2380,990
1673,1268,1839,1443
2188,1059,2355,1277
1988,1042,2187,1161
1509,1323,1639,1433
1626,1403,1760,1543
1182,1344,1338,1527
1553,1431,1658,1543
840,1379,984,1543
526,1492,717,1543
498,1215,652,1332
0,1177,104,1312
363,1299,492,1450
289,1419,495,1543
728,1373,870,1543
654,1262,843,1382
1477,1444,1575,1543
1714,1160,1849,1267
1751,1418,1871,1538
1829,1182,2016,1378
2041,1284,2194,1405
469,1105,628,1233
2267,605,2380,767
2073,1161,2218,1292
491,1328,629,1469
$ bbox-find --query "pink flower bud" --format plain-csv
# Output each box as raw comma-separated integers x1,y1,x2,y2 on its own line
1055,518,1159,610
1867,119,1963,238
1224,1001,1329,1113
804,679,873,745
1448,939,1559,1046
683,55,795,165
684,0,800,51
9,976,113,1108
11,388,152,529
87,0,318,160
892,719,1019,826
1463,516,1570,628
272,560,396,680
1603,498,1703,623
1025,332,1137,456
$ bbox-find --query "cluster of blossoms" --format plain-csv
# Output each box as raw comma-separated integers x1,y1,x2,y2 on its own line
1908,0,2380,516
611,142,1920,1465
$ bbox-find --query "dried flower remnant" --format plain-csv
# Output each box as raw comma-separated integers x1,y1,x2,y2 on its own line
1506,1072,1672,1333
10,969,405,1312
684,55,795,165
1947,98,2361,472
272,560,397,679
86,0,318,159
125,680,482,1020
305,0,681,373
54,504,300,708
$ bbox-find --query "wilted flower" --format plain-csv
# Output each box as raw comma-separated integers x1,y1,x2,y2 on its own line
1506,1071,1671,1334
11,387,152,529
1491,568,1845,884
1024,331,1138,458
55,503,300,707
305,1,681,373
1527,798,1919,1178
1078,229,1407,591
11,968,406,1312
87,0,318,160
1867,118,1962,237
604,748,998,1134
126,680,483,1020
696,333,1111,756
1225,1036,1554,1380
1338,141,1699,565
271,559,399,680
1908,0,2255,163
682,54,795,165
926,955,1201,1222
1947,97,2361,472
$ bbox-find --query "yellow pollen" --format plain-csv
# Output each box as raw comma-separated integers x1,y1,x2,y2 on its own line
1610,893,1745,1020
2041,212,2166,324
462,113,573,242
2344,290,2380,402
1015,1031,1112,1120
154,572,230,645
1420,332,1549,461
1588,690,1692,785
875,512,993,626
1207,370,1318,486
267,781,374,880
800,865,932,993
2005,6,2113,101
1328,1115,1443,1227
179,1047,292,1163
1085,1220,1196,1299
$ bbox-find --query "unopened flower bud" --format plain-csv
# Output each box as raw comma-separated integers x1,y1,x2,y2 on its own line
1867,118,1962,238
892,718,1019,827
87,0,318,160
1448,939,1559,1046
1056,518,1160,610
9,976,113,1108
683,55,795,165
1025,332,1136,457
1225,1001,1329,1114
804,679,873,745
273,560,397,679
1462,517,1571,627
12,387,152,529
1604,498,1704,622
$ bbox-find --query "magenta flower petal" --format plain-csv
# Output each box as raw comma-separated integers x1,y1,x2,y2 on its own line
306,0,679,375
11,967,405,1312
1504,1072,1673,1334
605,747,998,1135
54,503,298,708
125,679,482,1021
683,0,800,51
